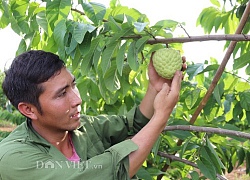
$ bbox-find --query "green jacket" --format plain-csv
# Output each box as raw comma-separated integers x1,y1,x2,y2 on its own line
0,106,149,180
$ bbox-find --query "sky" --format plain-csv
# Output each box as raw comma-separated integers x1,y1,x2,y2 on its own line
0,0,228,71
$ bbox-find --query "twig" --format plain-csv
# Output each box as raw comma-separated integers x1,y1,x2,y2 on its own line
157,152,228,180
224,71,250,83
163,125,250,139
179,24,191,38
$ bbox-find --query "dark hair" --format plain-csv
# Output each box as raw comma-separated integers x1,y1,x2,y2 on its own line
2,50,65,114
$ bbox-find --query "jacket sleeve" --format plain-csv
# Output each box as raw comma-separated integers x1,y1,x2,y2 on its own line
81,106,149,148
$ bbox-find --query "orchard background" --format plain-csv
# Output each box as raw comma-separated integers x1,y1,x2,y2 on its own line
1,0,250,179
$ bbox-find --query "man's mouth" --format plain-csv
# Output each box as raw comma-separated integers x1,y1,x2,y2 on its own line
70,112,80,119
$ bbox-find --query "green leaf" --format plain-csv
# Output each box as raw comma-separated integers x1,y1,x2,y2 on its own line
54,19,66,47
104,64,120,92
72,45,82,72
90,2,106,23
92,47,102,71
168,130,193,140
98,70,119,105
16,39,27,55
66,36,78,55
152,136,162,162
46,0,71,28
110,6,142,22
81,2,98,25
237,147,245,168
246,151,250,174
202,64,219,73
0,0,10,28
245,64,250,75
239,91,250,111
81,37,101,75
101,41,119,75
186,63,204,80
135,36,150,53
197,158,217,180
190,171,200,180
136,167,152,180
179,136,192,159
74,23,95,44
116,42,127,76
246,111,250,124
31,31,41,47
233,101,243,119
233,51,250,70
154,30,173,38
206,137,226,170
79,31,92,57
213,81,224,106
185,89,200,110
127,41,139,71
154,19,179,30
73,23,89,44
109,27,133,44
107,16,122,31
210,0,220,7
11,1,28,18
214,16,221,32
223,94,234,114
235,81,250,92
36,11,48,34
77,77,90,102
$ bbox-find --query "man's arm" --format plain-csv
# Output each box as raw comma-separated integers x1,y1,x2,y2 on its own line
129,70,183,177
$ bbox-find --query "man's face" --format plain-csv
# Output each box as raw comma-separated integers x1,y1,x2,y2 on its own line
35,67,82,131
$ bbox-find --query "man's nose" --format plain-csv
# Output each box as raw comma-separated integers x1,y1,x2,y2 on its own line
71,88,82,107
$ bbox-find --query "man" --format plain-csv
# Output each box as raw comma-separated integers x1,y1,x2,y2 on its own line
0,50,185,179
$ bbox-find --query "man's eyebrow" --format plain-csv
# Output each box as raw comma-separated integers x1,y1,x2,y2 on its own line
55,84,69,95
54,77,75,96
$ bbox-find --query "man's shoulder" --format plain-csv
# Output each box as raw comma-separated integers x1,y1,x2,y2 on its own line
0,122,28,156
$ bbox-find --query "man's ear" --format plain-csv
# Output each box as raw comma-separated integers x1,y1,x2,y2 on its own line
18,102,38,120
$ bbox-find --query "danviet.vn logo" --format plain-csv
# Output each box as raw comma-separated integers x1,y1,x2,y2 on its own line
36,160,102,170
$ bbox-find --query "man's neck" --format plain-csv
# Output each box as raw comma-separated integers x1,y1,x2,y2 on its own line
31,122,73,158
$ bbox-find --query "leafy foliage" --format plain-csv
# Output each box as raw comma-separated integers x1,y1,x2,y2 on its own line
1,0,250,179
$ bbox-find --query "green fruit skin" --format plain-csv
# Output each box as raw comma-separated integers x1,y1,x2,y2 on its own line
152,48,182,79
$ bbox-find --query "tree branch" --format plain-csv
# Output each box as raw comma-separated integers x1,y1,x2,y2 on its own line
163,125,250,139
121,34,250,44
157,152,228,180
146,34,250,44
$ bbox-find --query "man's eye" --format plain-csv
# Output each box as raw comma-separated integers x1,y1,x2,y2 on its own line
58,91,67,97
72,82,77,88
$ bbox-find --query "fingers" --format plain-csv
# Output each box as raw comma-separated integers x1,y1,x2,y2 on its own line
161,82,170,94
182,56,186,63
169,70,182,97
181,56,187,71
159,70,182,97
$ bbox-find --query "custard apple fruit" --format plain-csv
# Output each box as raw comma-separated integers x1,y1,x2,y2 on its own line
152,48,182,79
